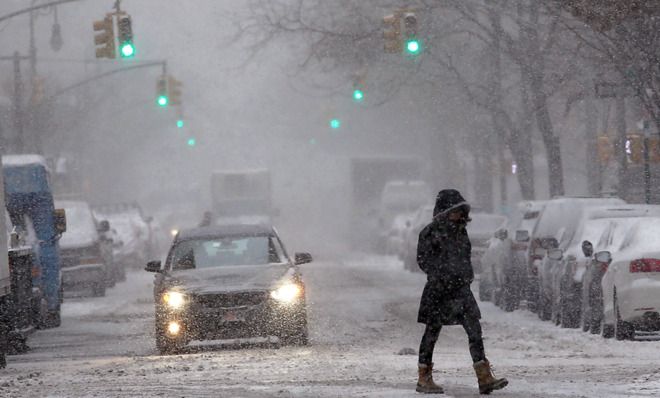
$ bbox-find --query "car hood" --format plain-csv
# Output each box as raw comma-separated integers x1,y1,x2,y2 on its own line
167,263,293,295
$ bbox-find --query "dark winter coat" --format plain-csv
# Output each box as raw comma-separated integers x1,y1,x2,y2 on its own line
417,189,481,326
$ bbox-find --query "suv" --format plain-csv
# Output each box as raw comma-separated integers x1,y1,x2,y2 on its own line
57,201,112,297
531,197,625,321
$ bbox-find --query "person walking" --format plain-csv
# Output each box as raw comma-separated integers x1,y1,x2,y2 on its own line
415,189,508,395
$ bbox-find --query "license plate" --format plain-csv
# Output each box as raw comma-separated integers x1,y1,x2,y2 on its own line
222,311,244,322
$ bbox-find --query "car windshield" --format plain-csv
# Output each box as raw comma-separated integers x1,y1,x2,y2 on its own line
168,235,286,270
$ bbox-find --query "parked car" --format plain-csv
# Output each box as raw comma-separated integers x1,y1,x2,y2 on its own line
94,203,155,270
469,213,507,272
401,205,434,272
530,197,625,321
579,217,639,335
601,217,660,340
377,180,429,253
145,224,313,354
385,213,414,257
57,200,112,297
479,201,545,310
470,213,507,297
552,205,660,328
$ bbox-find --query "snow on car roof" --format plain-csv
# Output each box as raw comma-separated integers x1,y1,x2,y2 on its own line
178,224,275,240
2,154,49,168
212,168,269,174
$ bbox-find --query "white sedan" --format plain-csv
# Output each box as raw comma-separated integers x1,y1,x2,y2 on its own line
601,217,660,340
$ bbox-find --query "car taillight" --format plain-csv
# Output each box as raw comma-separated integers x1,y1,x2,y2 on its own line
32,266,41,278
512,243,527,251
630,258,660,273
599,262,608,273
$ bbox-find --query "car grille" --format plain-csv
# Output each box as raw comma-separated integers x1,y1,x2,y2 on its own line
195,291,268,309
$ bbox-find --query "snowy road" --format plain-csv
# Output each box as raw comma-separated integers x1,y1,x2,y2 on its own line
2,257,660,397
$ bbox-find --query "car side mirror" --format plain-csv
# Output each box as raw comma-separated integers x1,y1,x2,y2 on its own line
97,220,110,234
533,247,546,257
581,240,594,257
515,230,530,242
145,260,163,273
494,228,508,240
294,252,313,265
54,208,67,234
594,251,612,264
548,248,563,261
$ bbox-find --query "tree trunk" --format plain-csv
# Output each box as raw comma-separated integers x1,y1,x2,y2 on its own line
524,2,564,197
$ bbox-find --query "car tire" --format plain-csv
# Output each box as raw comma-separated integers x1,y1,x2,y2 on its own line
580,306,590,332
92,283,106,297
560,295,580,329
614,293,634,341
478,280,491,302
501,284,518,313
42,309,61,329
537,294,551,321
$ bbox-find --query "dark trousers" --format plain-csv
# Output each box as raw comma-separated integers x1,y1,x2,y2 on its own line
418,315,486,365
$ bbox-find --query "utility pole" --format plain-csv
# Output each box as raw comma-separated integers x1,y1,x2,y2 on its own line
615,91,628,200
12,52,25,153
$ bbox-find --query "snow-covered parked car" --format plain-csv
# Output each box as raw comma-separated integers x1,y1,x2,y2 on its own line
94,203,155,270
531,197,625,321
469,213,507,274
401,205,433,272
552,205,660,329
145,224,313,354
377,180,429,253
385,213,414,257
601,217,660,340
57,200,113,297
479,201,545,310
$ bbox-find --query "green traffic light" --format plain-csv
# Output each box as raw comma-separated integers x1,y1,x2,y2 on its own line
353,89,364,102
176,119,184,128
330,119,341,129
187,138,196,147
406,39,421,55
157,95,168,107
120,42,135,58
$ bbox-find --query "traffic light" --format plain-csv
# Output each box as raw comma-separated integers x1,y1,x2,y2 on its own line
383,14,402,53
176,119,184,128
403,12,421,55
168,76,182,106
627,134,644,164
330,119,341,129
597,136,613,164
93,15,115,59
156,75,168,107
352,87,364,103
117,14,135,58
187,137,196,147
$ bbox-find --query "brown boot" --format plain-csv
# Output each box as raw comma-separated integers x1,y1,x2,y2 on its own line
416,363,444,394
473,359,508,394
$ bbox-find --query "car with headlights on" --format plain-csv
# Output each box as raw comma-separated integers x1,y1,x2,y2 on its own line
145,224,312,354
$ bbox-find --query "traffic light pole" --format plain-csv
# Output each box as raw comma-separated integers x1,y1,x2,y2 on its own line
50,60,167,98
0,0,84,24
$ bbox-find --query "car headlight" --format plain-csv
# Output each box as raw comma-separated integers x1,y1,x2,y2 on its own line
170,228,179,237
162,291,186,309
270,283,302,303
